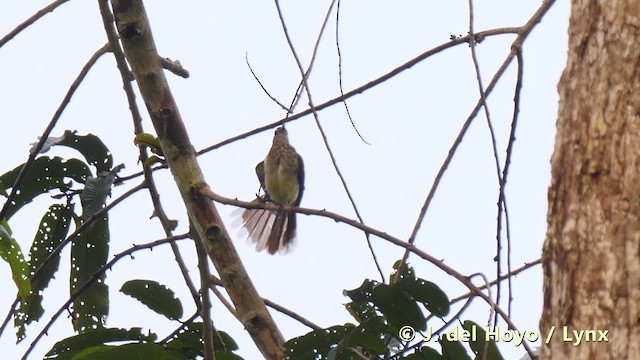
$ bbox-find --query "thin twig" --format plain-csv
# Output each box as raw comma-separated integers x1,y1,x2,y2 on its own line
245,53,291,112
335,0,369,145
449,258,541,305
0,182,145,339
160,57,190,78
469,272,493,360
205,189,532,355
197,27,522,157
208,275,321,330
393,1,556,305
503,49,525,317
273,0,385,283
97,0,201,307
281,0,338,114
159,312,200,344
466,0,511,342
195,235,215,360
209,280,239,320
0,44,110,223
0,0,70,48
21,234,190,359
0,184,144,338
395,296,474,359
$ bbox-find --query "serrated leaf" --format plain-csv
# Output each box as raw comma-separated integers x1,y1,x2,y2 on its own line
80,165,123,219
71,213,110,333
0,156,90,219
397,277,450,317
120,279,183,320
45,327,157,359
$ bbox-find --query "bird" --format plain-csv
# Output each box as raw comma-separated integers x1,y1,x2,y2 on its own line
238,126,304,254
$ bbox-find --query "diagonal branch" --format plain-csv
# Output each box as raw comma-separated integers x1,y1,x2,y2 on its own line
205,190,536,355
394,0,557,290
0,44,110,223
0,0,71,48
108,1,285,358
97,0,201,308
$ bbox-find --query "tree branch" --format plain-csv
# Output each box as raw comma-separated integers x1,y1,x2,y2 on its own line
108,1,285,358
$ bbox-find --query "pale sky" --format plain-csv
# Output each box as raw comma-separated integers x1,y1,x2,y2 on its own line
0,1,569,359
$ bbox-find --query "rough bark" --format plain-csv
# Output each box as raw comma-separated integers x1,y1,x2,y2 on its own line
541,1,640,359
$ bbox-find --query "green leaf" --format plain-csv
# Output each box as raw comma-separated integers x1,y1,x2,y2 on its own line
371,283,425,331
55,130,114,173
165,323,241,360
397,277,450,317
343,279,377,303
71,343,186,360
285,324,355,359
213,351,245,360
165,323,204,359
71,213,110,333
344,300,378,324
45,327,157,359
80,165,123,219
120,279,183,320
0,234,30,301
440,337,472,360
217,330,239,352
406,346,445,359
0,156,90,219
341,318,388,356
390,259,415,283
0,221,12,251
462,321,505,360
0,181,8,197
15,204,74,342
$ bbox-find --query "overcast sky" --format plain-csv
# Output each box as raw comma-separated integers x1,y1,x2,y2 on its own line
0,1,570,359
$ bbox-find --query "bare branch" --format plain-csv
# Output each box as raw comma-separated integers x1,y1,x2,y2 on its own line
97,0,201,308
108,1,285,357
394,0,557,301
272,0,385,283
0,0,70,48
21,234,191,359
0,44,110,223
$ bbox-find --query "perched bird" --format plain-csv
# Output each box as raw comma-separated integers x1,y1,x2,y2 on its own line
238,127,304,254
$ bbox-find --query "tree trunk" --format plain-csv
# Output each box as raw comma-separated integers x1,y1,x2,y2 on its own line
541,1,640,359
